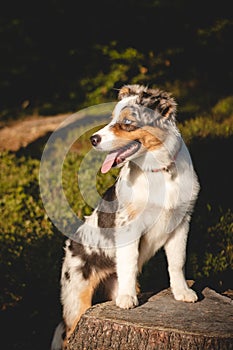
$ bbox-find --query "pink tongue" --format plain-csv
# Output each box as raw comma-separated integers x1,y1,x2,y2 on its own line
101,151,118,174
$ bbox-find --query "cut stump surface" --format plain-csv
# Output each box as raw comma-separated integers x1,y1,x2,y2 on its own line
67,286,233,350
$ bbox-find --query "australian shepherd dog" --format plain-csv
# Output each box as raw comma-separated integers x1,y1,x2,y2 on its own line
51,85,200,349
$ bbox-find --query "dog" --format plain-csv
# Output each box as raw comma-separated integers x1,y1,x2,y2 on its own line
51,84,200,350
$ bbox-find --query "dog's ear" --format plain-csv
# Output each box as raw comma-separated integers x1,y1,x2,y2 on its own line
139,88,177,121
118,85,177,121
118,85,138,100
118,84,149,100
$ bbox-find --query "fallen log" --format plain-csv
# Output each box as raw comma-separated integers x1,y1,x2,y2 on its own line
67,285,233,350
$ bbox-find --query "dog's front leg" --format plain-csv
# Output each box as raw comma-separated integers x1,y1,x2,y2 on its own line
115,239,140,309
164,220,198,303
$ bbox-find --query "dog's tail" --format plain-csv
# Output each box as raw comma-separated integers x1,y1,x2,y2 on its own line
51,321,65,350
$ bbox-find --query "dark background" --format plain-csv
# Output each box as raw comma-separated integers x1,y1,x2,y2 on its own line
1,0,232,118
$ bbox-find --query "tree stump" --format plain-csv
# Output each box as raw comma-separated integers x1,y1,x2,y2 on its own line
67,285,233,350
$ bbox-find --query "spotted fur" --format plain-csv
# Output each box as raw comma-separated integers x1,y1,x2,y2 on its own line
51,85,200,350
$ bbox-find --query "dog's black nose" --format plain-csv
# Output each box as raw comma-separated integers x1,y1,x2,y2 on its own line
90,134,101,147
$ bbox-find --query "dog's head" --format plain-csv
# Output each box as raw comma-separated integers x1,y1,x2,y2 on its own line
90,85,177,173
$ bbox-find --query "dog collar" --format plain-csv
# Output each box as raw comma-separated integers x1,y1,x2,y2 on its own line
151,142,181,175
151,161,175,174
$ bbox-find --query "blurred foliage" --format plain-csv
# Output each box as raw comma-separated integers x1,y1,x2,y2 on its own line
79,43,181,107
62,148,119,218
0,0,233,120
179,114,233,143
211,96,233,121
203,210,233,277
0,153,62,308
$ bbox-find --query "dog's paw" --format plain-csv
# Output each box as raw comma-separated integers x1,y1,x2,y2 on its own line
116,294,139,309
173,287,198,303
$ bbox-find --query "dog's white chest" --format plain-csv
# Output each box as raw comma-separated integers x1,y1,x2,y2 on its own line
118,165,179,208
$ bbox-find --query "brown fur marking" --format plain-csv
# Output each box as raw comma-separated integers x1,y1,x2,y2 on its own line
127,203,140,221
118,86,131,99
111,124,164,151
66,271,107,340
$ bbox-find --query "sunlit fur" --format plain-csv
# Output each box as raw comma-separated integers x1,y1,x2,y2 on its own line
51,85,200,350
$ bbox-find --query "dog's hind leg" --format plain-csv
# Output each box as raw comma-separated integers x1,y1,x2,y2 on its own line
63,283,94,339
61,262,98,343
164,220,198,302
60,240,115,346
59,246,97,347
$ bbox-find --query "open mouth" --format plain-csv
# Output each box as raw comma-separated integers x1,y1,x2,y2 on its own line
101,140,141,174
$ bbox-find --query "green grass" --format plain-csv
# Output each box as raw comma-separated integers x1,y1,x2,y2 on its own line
0,153,55,307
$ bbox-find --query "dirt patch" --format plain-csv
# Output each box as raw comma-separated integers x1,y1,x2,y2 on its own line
0,114,70,152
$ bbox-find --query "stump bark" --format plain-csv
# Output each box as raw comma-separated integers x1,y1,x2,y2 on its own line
67,285,233,350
